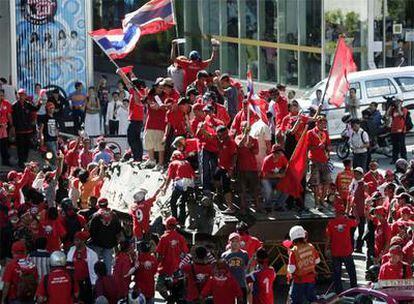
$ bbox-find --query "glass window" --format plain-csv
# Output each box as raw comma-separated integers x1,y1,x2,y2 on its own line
259,47,277,82
365,79,397,97
298,0,321,47
279,0,298,45
395,77,414,92
204,0,220,35
245,0,257,39
221,42,239,77
259,0,277,42
299,52,321,88
226,0,238,38
246,45,258,79
279,50,298,86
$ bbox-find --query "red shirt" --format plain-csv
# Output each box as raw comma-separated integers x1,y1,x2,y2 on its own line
113,252,133,298
36,268,79,304
335,169,353,200
191,116,204,135
403,240,414,264
214,103,231,126
166,109,187,136
201,273,243,304
196,115,224,153
145,97,167,130
275,96,288,128
176,58,210,89
128,88,144,121
167,159,195,180
3,257,39,300
280,114,309,141
130,198,155,239
390,108,408,134
72,248,89,281
378,261,412,280
326,216,358,257
165,89,181,104
261,154,288,178
235,135,259,172
240,234,263,259
307,127,330,163
375,221,391,257
364,171,385,195
0,99,12,124
78,149,93,169
218,137,237,171
156,229,189,275
246,267,276,304
135,252,158,298
230,109,258,136
40,218,66,252
95,275,119,304
181,263,213,301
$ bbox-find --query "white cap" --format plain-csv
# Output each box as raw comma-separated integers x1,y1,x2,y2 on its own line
353,167,364,174
289,225,306,241
133,189,148,202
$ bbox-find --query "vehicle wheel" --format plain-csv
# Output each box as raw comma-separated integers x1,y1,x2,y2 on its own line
336,142,350,160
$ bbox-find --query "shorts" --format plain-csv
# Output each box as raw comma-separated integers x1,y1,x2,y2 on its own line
144,129,165,152
308,161,332,186
213,168,232,193
237,171,259,193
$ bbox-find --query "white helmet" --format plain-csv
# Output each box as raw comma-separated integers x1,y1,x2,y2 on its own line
50,251,67,267
133,189,148,202
128,291,146,304
289,225,306,242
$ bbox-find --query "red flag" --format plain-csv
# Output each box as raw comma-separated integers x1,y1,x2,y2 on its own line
249,98,269,124
120,65,134,74
276,130,309,198
325,37,357,107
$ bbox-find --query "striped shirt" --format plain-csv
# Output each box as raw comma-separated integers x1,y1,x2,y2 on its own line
30,250,51,281
179,252,216,268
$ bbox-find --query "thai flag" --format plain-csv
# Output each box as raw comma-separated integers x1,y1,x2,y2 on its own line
246,69,268,123
246,69,254,100
89,25,141,60
122,0,176,35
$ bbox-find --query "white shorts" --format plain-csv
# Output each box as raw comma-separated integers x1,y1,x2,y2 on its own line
144,129,165,152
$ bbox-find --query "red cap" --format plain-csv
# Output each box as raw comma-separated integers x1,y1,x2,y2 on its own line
12,241,26,254
165,216,177,227
390,236,404,246
74,230,90,241
228,232,240,241
282,239,293,249
17,88,26,95
171,150,185,161
98,197,108,208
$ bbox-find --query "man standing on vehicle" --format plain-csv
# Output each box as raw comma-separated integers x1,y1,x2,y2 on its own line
387,98,408,164
349,119,370,171
345,88,360,119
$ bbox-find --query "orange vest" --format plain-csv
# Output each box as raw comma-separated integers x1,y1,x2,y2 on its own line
291,243,317,277
336,170,353,199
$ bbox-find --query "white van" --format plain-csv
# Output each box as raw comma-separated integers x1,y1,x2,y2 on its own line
297,66,414,137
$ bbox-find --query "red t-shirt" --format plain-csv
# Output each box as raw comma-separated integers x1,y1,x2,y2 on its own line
375,221,391,257
326,216,358,257
40,218,67,252
214,103,231,126
403,240,414,264
246,267,276,304
240,234,263,259
363,171,385,194
36,268,79,304
230,109,258,136
390,108,408,134
378,261,412,280
3,258,39,300
275,96,288,128
156,229,189,276
167,159,195,180
130,198,155,239
0,99,12,124
201,274,243,304
135,252,158,298
112,252,133,298
181,263,213,301
218,137,237,171
235,135,259,172
78,150,93,169
128,88,144,121
191,116,204,135
196,116,224,153
72,248,89,281
165,89,181,104
176,58,210,89
280,114,309,141
307,127,330,163
166,109,187,136
261,154,288,178
145,96,167,131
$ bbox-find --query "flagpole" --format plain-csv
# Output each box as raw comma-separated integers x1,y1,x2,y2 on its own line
321,35,343,105
89,34,121,71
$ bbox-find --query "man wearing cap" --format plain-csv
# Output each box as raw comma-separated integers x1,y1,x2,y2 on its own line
220,73,239,120
155,216,189,302
307,116,332,210
190,103,205,135
39,101,60,159
142,79,168,170
326,203,358,293
162,77,181,103
349,119,370,171
0,89,12,166
363,160,384,195
378,245,412,280
67,230,98,303
221,233,249,304
215,125,237,213
12,88,41,168
261,144,289,212
171,40,217,90
373,206,391,260
203,91,230,127
47,89,69,129
130,186,162,241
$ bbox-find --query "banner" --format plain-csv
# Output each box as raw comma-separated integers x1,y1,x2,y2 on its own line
16,0,89,95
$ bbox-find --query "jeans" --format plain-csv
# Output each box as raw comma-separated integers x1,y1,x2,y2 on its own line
352,152,368,171
45,141,58,159
127,121,143,161
261,179,288,209
16,133,32,167
332,256,357,294
391,132,407,162
169,187,194,225
91,246,114,274
199,149,218,195
289,282,317,304
0,137,10,164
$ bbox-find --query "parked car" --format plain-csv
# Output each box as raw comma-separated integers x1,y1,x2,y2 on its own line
297,66,414,137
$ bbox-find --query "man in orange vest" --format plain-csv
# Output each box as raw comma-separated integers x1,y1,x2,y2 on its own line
335,159,353,201
287,225,320,304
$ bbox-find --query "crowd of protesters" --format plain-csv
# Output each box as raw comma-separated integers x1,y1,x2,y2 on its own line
0,40,413,304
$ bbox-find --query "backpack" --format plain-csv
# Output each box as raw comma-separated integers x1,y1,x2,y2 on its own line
405,111,413,131
16,259,38,301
